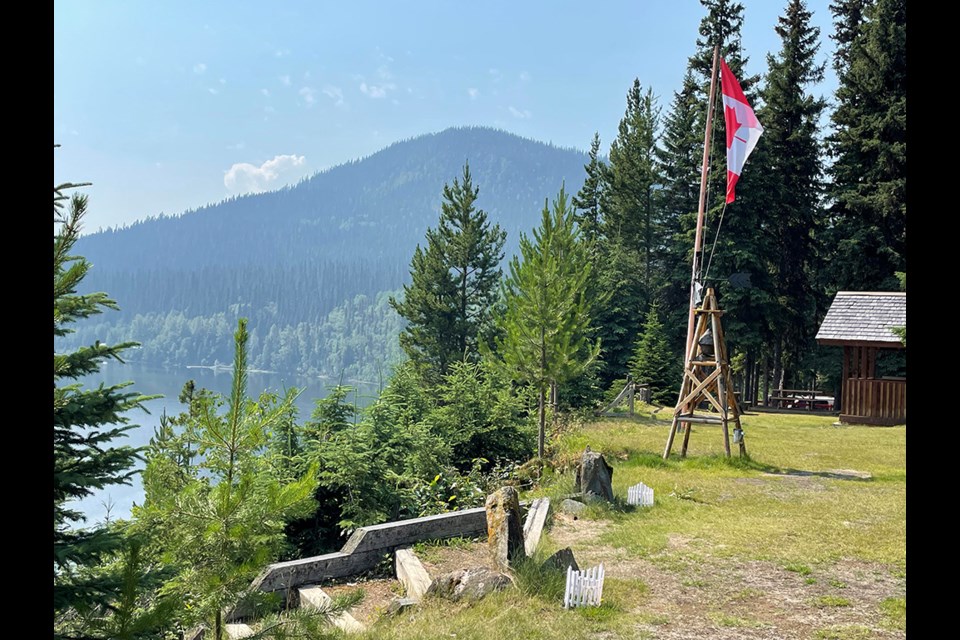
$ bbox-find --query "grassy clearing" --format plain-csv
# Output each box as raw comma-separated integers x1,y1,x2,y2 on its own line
551,409,906,569
352,408,905,639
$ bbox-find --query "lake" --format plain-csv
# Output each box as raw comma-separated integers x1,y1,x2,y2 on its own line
68,361,382,526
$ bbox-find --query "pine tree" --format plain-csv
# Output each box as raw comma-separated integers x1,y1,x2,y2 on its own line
135,319,317,639
760,0,828,386
629,302,681,405
390,163,506,384
494,186,599,458
54,179,153,624
825,0,906,291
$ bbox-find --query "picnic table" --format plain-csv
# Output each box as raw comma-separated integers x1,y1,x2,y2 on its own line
766,389,834,411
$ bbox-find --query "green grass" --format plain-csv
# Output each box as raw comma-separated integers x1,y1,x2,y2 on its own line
815,625,872,639
815,595,852,607
879,596,906,630
352,409,905,639
554,410,905,569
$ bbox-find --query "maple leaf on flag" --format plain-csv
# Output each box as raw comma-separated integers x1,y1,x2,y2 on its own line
720,58,763,203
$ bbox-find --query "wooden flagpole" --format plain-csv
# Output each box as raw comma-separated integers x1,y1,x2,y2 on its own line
662,45,720,459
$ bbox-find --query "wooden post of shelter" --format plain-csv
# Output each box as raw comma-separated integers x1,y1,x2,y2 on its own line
663,287,745,459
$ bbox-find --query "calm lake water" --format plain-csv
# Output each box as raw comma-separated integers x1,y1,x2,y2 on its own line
70,361,382,526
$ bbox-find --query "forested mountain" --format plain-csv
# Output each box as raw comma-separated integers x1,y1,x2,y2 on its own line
64,127,590,379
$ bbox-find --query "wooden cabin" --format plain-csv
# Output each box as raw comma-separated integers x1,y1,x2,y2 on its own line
815,291,906,425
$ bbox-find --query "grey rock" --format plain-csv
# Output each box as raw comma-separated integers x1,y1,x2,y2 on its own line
576,450,614,502
560,499,587,515
425,566,513,602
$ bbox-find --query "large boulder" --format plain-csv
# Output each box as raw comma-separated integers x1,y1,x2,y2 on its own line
485,486,524,570
425,567,513,602
576,448,614,502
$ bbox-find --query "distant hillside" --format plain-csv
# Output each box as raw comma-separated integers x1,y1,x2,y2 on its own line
66,127,590,380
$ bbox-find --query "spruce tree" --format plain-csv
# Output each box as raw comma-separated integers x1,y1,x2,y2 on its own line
592,80,661,387
53,180,152,623
656,70,707,351
629,302,681,405
494,186,599,458
571,132,606,246
760,0,828,386
391,163,506,384
825,0,906,291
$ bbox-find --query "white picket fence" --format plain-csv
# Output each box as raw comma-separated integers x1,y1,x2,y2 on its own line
564,563,605,608
627,482,654,507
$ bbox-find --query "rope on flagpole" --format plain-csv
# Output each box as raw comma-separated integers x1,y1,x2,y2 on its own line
698,63,723,285
702,201,728,285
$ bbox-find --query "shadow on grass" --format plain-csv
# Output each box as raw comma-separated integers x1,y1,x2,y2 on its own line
629,450,874,483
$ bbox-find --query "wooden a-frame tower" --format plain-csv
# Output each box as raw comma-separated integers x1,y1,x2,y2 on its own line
662,286,745,459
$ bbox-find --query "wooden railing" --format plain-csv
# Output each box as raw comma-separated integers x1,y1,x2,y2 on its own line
841,378,906,425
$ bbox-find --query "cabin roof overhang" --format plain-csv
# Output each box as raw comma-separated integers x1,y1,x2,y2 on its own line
815,291,906,348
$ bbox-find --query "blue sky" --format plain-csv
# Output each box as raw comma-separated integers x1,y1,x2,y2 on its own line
54,1,837,232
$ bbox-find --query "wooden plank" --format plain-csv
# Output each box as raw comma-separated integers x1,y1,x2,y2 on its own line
522,497,551,557
395,547,433,602
341,507,488,555
675,414,725,425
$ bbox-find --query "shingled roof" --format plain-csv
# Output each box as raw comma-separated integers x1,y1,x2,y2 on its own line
815,291,906,347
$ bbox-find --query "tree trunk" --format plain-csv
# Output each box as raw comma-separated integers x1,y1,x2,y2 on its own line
772,338,783,399
761,354,770,406
537,386,546,459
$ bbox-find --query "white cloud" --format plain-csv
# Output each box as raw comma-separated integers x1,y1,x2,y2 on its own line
219,77,227,85
323,85,345,107
299,86,316,106
208,87,219,95
279,75,291,86
261,88,270,97
224,154,306,194
467,88,479,100
193,63,207,74
377,65,393,80
227,142,246,150
275,48,291,58
508,106,531,119
519,71,530,82
360,81,396,98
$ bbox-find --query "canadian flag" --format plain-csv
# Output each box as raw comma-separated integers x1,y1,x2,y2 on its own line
720,58,763,204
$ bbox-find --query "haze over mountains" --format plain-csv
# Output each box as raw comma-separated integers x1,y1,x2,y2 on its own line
68,126,590,381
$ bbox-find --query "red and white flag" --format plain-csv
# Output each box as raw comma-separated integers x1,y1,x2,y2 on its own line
720,58,763,203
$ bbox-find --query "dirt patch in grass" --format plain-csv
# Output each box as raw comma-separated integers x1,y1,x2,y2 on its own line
323,538,497,627
548,511,613,549
415,538,497,576
323,575,403,626
536,513,905,639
